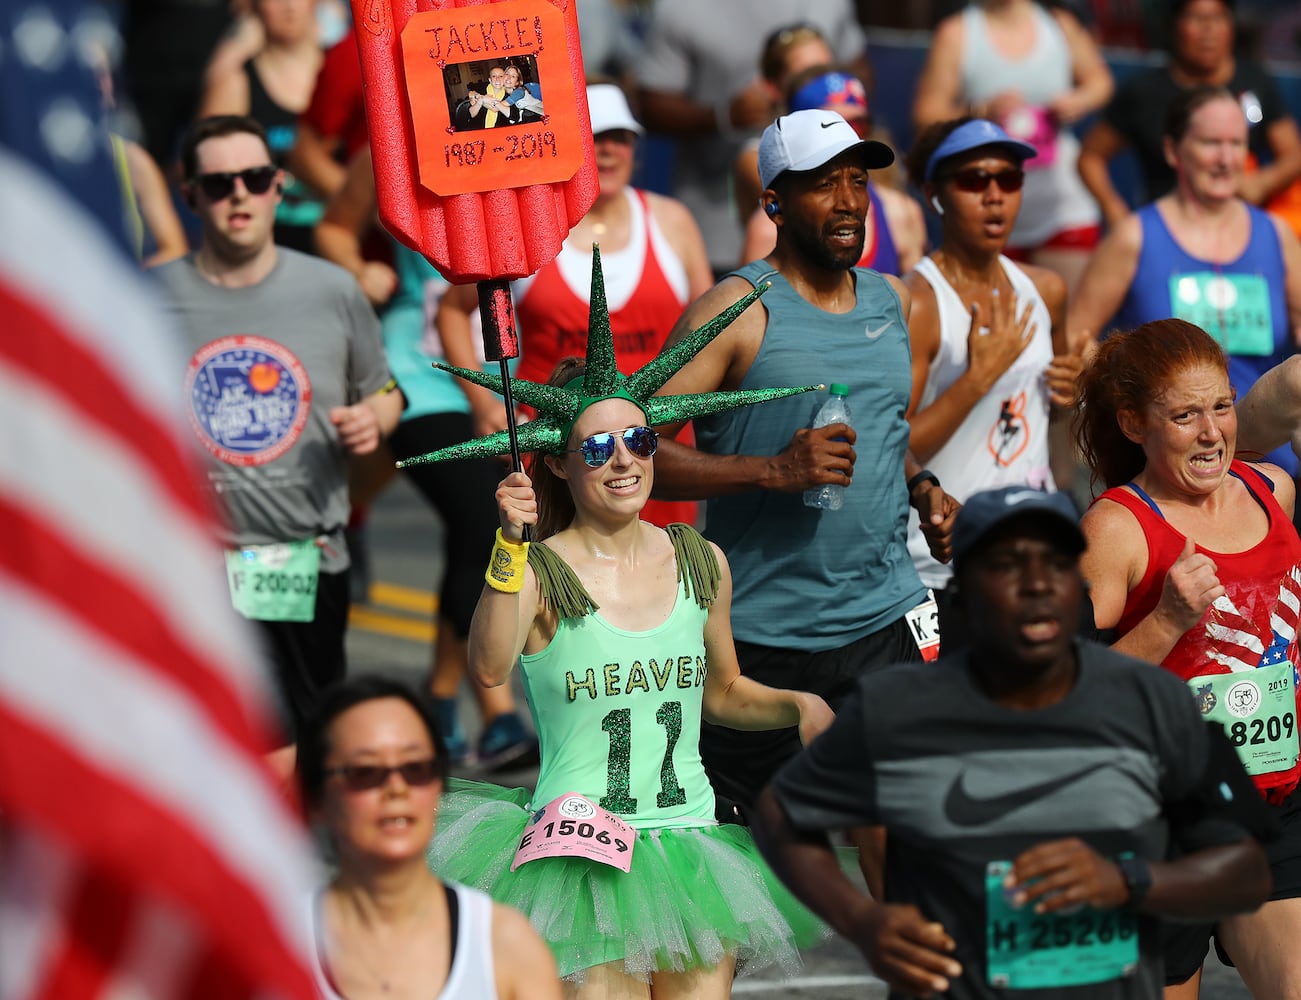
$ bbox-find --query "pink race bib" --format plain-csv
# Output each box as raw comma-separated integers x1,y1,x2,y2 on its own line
511,792,636,872
1001,106,1057,170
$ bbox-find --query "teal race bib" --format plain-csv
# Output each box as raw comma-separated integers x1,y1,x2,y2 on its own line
1189,661,1300,776
225,539,320,622
1168,273,1274,356
985,860,1138,989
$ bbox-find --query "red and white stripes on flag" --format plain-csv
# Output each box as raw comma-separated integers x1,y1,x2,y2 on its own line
1200,565,1301,674
1268,565,1301,658
1203,592,1269,673
0,149,318,999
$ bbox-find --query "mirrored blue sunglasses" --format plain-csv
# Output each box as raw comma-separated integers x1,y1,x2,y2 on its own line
567,426,658,467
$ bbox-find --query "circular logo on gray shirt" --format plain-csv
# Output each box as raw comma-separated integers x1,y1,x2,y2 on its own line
185,335,312,466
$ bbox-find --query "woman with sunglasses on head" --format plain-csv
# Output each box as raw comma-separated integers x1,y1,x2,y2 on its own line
297,674,562,999
901,117,1080,618
422,326,834,997
1069,85,1301,482
730,23,838,230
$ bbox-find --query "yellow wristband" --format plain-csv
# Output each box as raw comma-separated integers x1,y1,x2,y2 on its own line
485,528,530,593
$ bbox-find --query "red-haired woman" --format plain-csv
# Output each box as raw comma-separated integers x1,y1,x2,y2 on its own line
1077,318,1301,998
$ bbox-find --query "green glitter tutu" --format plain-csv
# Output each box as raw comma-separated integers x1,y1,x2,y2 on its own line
427,778,827,982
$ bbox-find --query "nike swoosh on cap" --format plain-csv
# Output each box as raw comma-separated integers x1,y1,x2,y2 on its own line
1002,489,1047,506
944,762,1114,827
820,121,837,129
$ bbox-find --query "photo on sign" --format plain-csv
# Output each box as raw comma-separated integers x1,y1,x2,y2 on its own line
400,0,585,197
445,56,545,133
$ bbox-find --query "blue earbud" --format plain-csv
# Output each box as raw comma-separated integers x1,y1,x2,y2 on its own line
764,201,780,218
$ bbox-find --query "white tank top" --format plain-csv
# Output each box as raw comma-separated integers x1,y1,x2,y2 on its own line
309,882,499,1000
908,255,1055,589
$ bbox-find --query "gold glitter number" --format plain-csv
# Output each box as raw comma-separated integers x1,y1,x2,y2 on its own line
598,701,688,813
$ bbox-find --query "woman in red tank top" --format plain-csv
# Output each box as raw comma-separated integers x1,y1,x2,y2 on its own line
1076,317,1301,998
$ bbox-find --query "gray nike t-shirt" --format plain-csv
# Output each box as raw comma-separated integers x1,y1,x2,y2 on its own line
770,640,1251,1000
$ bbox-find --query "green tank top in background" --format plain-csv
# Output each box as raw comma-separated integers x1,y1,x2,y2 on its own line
383,243,471,420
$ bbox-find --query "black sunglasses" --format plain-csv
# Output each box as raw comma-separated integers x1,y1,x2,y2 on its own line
192,165,278,202
566,426,658,467
325,759,440,792
948,167,1025,193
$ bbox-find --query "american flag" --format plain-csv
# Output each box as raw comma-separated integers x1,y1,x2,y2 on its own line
0,4,317,998
1202,564,1301,685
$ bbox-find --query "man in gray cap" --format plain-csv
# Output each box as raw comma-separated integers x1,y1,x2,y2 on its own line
752,485,1274,999
652,108,958,820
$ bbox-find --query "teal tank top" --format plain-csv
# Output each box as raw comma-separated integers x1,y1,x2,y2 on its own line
383,243,472,420
519,574,716,830
694,262,926,651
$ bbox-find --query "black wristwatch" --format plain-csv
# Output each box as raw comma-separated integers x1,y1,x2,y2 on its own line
1116,855,1152,909
907,470,941,505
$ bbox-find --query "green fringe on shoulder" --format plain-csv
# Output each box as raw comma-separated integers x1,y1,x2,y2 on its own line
527,541,599,621
526,523,720,621
666,523,720,610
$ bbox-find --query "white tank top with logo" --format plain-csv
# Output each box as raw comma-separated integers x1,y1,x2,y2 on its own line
908,255,1055,589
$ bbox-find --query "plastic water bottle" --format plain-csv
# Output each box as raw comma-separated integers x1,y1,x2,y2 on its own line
803,384,851,511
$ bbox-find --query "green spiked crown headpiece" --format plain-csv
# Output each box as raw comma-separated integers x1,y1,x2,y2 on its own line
396,247,821,467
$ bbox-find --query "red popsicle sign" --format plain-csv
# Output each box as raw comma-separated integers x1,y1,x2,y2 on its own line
351,0,598,284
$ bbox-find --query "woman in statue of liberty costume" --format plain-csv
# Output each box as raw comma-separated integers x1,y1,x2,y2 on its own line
403,250,834,998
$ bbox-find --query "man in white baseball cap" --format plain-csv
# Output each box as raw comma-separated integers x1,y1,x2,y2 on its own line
650,107,959,822
757,106,894,191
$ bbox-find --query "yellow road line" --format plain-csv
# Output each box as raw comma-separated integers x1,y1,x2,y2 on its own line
367,581,439,616
348,606,436,644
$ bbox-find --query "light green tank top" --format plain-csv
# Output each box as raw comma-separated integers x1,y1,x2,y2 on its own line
520,531,717,830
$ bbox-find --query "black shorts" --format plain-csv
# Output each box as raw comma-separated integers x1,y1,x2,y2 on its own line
390,413,501,637
699,614,923,823
251,568,350,745
1162,784,1301,984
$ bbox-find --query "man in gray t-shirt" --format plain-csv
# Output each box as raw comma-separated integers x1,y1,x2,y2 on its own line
153,115,402,748
752,487,1273,1000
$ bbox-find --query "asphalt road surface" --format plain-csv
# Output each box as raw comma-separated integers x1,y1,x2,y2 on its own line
346,476,1251,999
